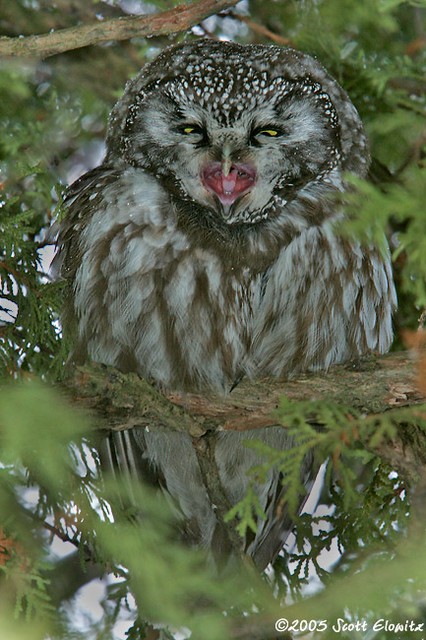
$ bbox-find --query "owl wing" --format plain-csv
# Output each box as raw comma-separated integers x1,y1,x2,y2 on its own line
52,166,121,359
54,166,120,280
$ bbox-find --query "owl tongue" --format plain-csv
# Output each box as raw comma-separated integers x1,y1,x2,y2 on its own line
201,163,256,207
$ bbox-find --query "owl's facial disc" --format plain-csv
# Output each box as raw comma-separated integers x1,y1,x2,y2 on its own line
201,162,257,211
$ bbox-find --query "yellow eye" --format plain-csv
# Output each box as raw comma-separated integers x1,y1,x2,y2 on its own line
180,124,204,135
259,129,279,137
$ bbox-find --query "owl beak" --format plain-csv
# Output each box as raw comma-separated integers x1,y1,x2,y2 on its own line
201,162,257,213
221,156,233,177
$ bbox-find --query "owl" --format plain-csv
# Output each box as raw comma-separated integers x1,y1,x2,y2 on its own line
55,40,396,568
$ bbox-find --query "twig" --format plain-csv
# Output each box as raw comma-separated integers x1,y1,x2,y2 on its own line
0,0,240,60
226,10,293,46
395,130,426,177
41,517,81,547
192,433,248,562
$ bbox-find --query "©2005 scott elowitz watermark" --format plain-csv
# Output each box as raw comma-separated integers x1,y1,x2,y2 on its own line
274,617,425,634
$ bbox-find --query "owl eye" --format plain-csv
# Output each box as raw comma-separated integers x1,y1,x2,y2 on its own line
253,127,283,138
178,124,205,136
250,126,284,146
259,129,279,138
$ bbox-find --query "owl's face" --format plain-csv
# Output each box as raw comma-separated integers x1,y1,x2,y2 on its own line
111,41,368,227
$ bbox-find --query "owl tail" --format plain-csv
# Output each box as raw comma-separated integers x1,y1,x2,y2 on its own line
99,425,320,572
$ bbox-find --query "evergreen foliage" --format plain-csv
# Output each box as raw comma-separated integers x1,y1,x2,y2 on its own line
1,0,426,638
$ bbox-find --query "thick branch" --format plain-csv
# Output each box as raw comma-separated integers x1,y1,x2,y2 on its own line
166,351,425,430
63,352,425,435
0,0,240,59
62,365,207,438
62,352,426,480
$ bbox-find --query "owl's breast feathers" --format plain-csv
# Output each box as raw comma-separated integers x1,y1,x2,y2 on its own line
58,165,396,393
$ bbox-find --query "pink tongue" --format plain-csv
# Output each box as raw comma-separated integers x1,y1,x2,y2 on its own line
201,163,256,205
222,171,239,194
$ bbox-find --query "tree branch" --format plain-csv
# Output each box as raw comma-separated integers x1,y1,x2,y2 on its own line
61,351,426,483
226,11,293,47
166,351,426,431
63,352,425,433
0,0,240,60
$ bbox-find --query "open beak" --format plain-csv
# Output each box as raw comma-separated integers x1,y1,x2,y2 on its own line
201,161,257,210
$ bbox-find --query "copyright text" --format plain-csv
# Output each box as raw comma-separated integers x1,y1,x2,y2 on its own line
274,617,424,634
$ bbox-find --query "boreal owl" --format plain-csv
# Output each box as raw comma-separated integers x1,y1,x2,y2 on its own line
55,40,396,569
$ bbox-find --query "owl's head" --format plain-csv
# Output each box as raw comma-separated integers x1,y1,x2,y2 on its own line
107,40,369,226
